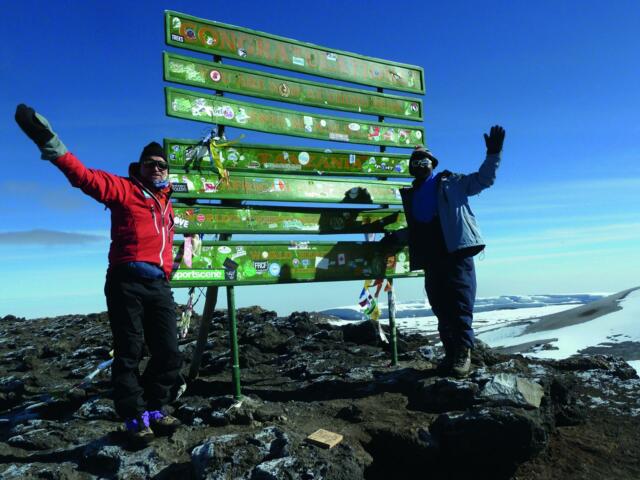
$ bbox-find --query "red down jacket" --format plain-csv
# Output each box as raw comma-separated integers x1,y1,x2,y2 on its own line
53,152,175,279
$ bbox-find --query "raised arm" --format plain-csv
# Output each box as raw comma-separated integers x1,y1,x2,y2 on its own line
462,125,506,196
15,104,129,205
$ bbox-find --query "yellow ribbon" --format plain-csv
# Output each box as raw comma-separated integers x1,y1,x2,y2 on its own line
208,134,245,186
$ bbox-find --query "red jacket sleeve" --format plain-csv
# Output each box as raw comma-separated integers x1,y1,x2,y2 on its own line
52,152,130,205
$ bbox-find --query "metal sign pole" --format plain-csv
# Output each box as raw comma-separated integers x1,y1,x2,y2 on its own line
378,87,398,366
188,285,219,380
226,285,242,399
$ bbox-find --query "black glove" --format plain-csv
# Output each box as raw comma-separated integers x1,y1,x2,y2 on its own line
15,104,55,147
15,104,67,160
484,125,506,155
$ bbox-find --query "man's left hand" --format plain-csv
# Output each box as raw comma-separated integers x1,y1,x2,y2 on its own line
484,125,506,155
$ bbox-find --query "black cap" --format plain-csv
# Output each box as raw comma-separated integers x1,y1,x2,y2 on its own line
139,141,166,162
410,146,439,169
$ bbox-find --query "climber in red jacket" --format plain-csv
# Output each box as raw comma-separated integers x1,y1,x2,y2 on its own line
15,104,181,443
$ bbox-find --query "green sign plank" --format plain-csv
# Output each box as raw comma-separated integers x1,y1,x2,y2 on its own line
166,87,424,148
169,171,406,204
173,205,407,234
164,52,423,121
165,11,425,94
165,138,412,177
170,240,421,287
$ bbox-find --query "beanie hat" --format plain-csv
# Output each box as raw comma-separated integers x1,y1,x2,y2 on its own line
139,141,166,162
410,146,439,169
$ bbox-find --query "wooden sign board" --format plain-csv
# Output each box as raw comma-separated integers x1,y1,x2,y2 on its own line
164,52,423,121
166,87,424,148
172,205,407,234
165,138,411,177
170,241,419,287
169,171,407,205
165,11,425,93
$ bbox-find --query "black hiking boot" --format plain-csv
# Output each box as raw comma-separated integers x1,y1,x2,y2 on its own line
452,346,472,378
436,348,455,375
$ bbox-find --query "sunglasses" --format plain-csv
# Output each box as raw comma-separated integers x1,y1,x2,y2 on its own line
410,157,432,168
142,159,169,171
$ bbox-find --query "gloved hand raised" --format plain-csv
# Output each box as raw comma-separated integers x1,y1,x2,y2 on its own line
484,125,506,155
15,104,67,160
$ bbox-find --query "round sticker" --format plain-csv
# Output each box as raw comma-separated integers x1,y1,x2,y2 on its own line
298,152,310,165
197,214,206,222
218,246,231,254
222,106,234,119
269,263,281,276
200,29,217,46
262,251,269,259
292,258,299,266
279,83,290,97
411,103,419,112
415,131,423,139
398,252,406,262
227,149,239,162
348,123,361,132
320,119,327,127
273,179,286,191
237,48,247,57
210,70,221,82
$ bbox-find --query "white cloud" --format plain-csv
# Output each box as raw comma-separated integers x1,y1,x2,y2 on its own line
0,229,106,245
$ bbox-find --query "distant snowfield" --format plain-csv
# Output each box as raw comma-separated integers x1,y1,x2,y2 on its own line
324,290,640,374
482,289,640,359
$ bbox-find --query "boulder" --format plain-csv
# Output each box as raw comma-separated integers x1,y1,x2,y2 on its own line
430,407,548,477
479,373,544,408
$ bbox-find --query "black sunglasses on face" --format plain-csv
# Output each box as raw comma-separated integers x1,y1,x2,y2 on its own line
411,158,432,168
142,159,169,171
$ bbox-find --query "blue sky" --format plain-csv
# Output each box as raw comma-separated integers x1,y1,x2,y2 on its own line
1,0,639,318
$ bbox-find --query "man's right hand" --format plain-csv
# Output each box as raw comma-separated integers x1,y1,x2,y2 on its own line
15,104,55,147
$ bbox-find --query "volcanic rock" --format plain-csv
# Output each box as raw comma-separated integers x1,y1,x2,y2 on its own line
0,310,638,479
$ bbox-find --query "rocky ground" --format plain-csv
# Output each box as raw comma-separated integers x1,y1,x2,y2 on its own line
1,307,639,479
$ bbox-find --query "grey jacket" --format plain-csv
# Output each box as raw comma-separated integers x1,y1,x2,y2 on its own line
397,152,501,270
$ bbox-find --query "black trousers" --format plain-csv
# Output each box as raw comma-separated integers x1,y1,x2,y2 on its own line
424,254,477,351
414,217,477,351
104,267,182,419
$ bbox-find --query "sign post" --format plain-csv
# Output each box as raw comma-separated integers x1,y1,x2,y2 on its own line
164,10,426,394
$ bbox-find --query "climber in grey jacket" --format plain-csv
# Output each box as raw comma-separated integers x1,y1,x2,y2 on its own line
385,125,505,377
